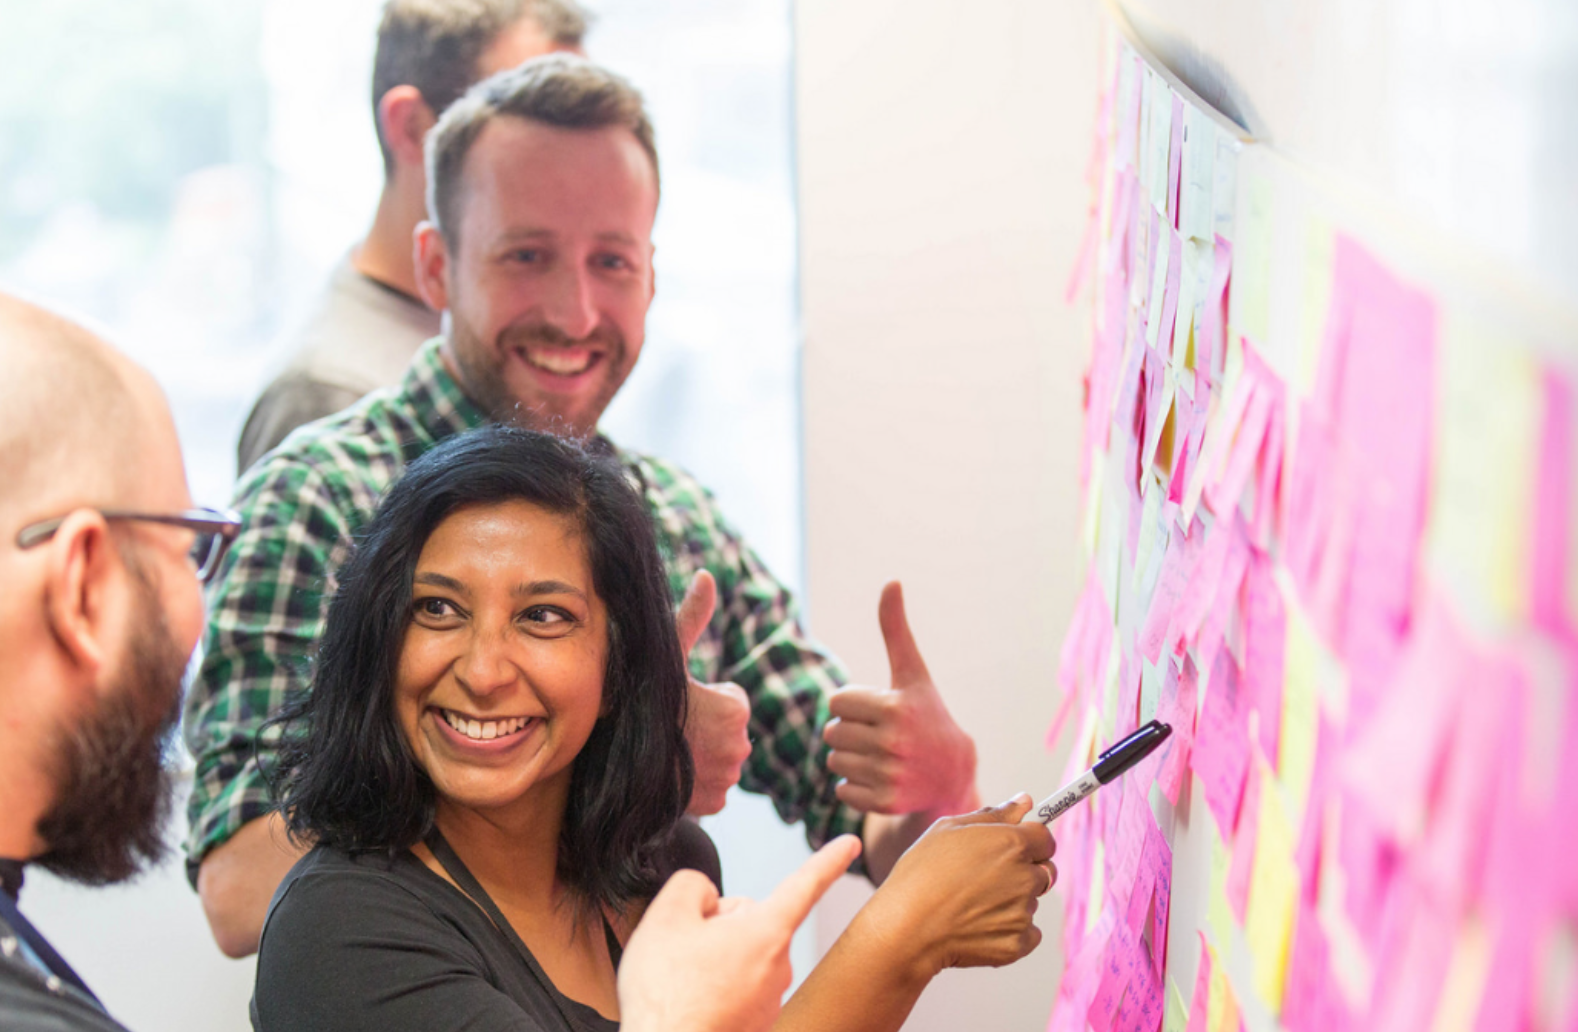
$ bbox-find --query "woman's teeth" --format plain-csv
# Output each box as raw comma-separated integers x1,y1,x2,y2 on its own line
441,709,531,741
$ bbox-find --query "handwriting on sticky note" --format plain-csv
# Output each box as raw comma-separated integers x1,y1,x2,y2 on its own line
1192,650,1251,834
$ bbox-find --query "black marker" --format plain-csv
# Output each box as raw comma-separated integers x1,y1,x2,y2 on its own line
1032,720,1172,824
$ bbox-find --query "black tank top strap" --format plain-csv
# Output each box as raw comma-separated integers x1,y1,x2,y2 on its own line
423,828,623,1027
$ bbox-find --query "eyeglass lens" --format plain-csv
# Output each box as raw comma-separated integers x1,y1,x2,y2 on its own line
189,531,221,579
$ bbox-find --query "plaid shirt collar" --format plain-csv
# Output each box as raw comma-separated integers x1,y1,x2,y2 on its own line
399,337,491,442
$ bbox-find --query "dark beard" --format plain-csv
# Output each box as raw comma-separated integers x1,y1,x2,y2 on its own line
34,573,186,886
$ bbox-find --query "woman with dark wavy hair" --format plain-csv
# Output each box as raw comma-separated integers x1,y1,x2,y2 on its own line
251,425,1055,1032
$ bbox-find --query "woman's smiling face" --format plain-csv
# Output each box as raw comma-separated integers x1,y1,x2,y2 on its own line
395,499,607,817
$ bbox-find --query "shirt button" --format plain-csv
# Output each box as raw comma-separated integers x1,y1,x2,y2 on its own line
0,936,15,957
46,974,63,994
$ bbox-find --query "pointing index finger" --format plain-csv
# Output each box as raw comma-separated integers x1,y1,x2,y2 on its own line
760,835,862,930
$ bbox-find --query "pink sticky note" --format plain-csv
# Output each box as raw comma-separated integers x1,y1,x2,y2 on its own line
1172,512,1237,648
1192,650,1251,834
1281,905,1344,1032
1139,515,1206,664
1337,803,1395,949
1185,934,1212,1032
1225,757,1262,922
1136,536,1192,665
1321,235,1437,711
1141,345,1170,473
1105,168,1139,276
1052,907,1114,1032
1340,591,1467,844
1197,235,1231,385
1156,655,1199,805
1081,308,1126,487
1367,888,1455,1032
1532,366,1575,632
1113,952,1164,1032
1107,775,1156,906
1417,648,1518,909
1066,198,1101,305
1194,527,1251,691
1207,365,1274,518
1157,227,1184,361
1250,375,1286,547
1089,913,1139,1032
1144,818,1174,972
1167,93,1185,225
1241,552,1285,767
1169,386,1206,505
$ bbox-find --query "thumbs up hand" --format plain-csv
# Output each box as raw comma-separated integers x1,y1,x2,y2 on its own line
825,582,980,820
676,571,753,817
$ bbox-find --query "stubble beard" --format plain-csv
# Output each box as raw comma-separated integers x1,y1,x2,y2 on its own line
449,316,630,439
34,569,187,886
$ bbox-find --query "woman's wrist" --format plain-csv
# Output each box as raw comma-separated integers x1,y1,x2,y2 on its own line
845,877,945,989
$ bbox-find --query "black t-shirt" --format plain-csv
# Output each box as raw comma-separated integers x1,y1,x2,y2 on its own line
251,823,720,1032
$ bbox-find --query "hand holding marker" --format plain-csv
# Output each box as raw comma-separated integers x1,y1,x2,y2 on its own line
1031,720,1172,824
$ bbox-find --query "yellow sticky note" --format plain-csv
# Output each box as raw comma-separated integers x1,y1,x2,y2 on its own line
1206,937,1239,1032
1294,215,1334,396
1279,584,1321,829
1426,310,1540,625
1165,978,1190,1032
1430,917,1493,1032
1245,763,1299,1014
1206,830,1235,949
1230,171,1273,347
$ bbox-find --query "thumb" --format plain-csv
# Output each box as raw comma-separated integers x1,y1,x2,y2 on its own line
761,835,861,929
878,581,932,688
676,570,718,657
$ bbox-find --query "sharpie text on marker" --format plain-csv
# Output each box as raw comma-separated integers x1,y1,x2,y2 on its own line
1032,720,1172,824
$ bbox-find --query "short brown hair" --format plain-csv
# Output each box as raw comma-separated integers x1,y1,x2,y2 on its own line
424,54,659,246
371,0,593,175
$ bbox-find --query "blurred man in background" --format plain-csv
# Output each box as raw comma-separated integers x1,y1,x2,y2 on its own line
237,0,590,472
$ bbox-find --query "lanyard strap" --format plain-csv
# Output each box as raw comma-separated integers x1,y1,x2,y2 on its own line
423,830,621,1028
0,889,102,1008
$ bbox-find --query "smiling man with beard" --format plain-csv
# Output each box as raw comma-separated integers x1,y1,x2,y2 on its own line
185,55,983,960
0,294,232,1030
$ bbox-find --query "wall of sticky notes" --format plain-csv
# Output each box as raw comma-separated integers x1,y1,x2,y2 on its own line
1050,12,1578,1032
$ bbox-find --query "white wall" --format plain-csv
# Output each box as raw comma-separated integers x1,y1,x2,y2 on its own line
794,1,1098,1028
1119,0,1578,301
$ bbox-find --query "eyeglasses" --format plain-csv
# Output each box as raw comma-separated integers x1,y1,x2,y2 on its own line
16,507,244,583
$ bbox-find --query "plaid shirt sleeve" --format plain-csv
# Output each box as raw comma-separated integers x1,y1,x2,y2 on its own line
633,455,865,854
181,457,357,883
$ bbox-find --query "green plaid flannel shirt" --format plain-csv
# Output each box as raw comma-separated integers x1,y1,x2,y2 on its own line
183,338,860,881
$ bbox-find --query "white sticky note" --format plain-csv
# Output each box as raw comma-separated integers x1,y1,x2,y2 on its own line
1180,106,1216,242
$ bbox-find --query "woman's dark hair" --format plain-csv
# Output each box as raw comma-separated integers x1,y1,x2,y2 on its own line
269,425,693,910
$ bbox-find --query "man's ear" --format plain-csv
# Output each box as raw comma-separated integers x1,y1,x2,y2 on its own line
378,85,437,171
41,510,118,676
414,222,452,313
